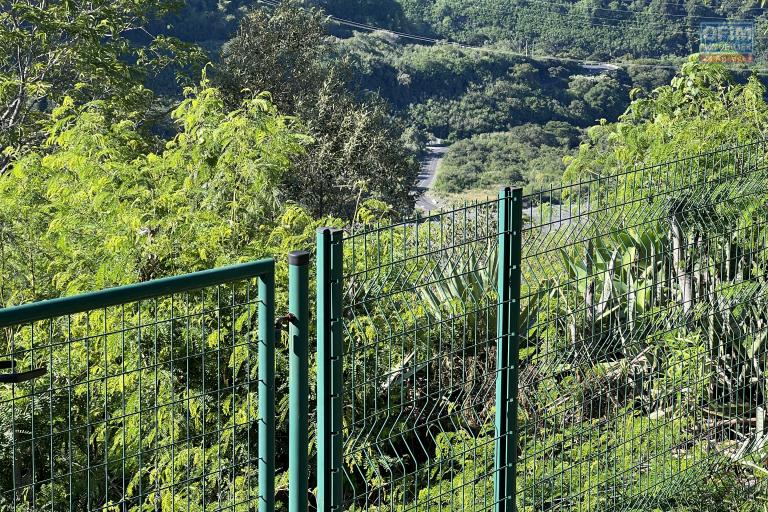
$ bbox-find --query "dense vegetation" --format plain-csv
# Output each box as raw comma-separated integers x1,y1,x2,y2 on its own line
4,0,768,511
337,31,674,198
0,4,414,506
0,0,205,172
318,0,767,61
219,3,421,218
340,34,639,139
566,60,768,178
328,60,768,512
0,83,319,509
138,0,699,199
145,0,716,199
149,0,768,63
433,122,580,194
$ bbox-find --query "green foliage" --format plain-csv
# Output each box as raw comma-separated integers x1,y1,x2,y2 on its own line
6,3,768,511
340,32,633,141
0,80,307,305
0,0,206,171
308,0,410,30
385,0,768,62
219,1,421,219
155,0,251,48
0,80,333,512
566,60,768,181
333,208,502,510
0,297,264,511
434,122,579,194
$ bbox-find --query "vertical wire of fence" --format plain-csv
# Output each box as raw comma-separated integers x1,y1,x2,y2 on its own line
0,260,276,512
517,141,768,511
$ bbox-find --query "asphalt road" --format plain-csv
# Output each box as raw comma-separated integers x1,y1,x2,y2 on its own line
412,145,580,229
415,145,447,212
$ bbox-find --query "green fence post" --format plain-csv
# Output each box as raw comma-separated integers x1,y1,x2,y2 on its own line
258,269,276,512
317,228,343,511
289,251,310,512
495,187,523,512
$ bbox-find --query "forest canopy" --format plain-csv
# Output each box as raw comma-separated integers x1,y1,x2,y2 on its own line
434,122,580,195
0,81,309,304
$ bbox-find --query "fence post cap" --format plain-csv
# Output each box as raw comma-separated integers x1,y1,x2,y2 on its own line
288,250,311,266
316,226,343,234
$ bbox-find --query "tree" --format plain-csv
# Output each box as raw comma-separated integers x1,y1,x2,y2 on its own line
0,80,331,512
0,80,307,305
308,0,409,31
433,122,579,195
564,60,768,181
218,0,420,219
0,0,205,172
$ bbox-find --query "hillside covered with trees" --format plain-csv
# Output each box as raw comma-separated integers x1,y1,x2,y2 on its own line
138,0,768,199
315,0,767,61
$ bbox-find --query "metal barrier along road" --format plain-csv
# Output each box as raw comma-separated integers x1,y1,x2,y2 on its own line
0,259,277,512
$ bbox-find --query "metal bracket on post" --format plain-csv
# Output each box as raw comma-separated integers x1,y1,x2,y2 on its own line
289,250,310,512
0,360,47,384
275,313,297,340
317,228,344,511
494,187,523,512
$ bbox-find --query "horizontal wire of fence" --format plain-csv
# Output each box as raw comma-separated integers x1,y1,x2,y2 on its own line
0,260,276,512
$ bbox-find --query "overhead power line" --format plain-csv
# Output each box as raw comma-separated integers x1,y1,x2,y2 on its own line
499,0,765,22
257,0,767,73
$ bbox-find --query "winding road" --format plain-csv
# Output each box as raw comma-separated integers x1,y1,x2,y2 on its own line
415,145,447,212
412,63,616,213
412,144,577,230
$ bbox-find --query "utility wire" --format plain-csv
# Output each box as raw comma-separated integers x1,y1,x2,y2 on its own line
491,0,765,22
258,0,766,73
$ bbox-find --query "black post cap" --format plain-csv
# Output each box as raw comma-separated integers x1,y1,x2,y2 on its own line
288,250,311,266
316,227,342,234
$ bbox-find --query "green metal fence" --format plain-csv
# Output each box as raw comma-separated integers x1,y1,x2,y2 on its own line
0,259,276,512
316,199,507,511
517,142,768,511
316,141,768,512
4,142,768,512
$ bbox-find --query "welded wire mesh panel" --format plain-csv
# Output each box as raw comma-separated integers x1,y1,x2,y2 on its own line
340,203,501,511
0,277,268,511
518,141,768,511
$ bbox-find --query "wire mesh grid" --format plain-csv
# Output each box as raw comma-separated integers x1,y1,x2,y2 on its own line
0,277,269,512
340,203,503,511
518,141,768,511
